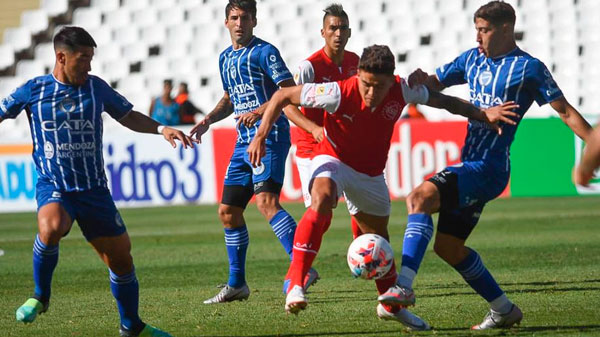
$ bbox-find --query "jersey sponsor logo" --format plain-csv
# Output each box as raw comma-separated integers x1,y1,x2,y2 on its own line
470,90,503,108
44,141,54,159
229,83,256,97
58,97,76,113
382,101,401,120
342,114,354,122
478,70,493,86
235,100,260,111
269,54,277,62
56,142,96,151
51,191,62,199
543,69,561,97
322,76,331,82
41,119,95,133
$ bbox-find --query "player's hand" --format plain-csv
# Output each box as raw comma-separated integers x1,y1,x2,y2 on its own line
247,137,266,168
483,101,520,135
190,118,210,143
312,126,324,143
236,111,261,128
408,68,429,88
161,126,196,149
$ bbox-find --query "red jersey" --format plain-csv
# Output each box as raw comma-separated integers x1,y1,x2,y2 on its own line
293,48,359,158
299,75,429,176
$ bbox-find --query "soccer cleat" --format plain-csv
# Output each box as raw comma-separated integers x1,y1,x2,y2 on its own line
471,304,523,330
376,304,431,331
282,267,320,294
16,298,48,323
120,323,172,337
285,285,307,315
377,284,416,307
203,284,250,304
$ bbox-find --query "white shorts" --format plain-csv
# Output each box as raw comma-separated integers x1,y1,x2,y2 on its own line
309,155,391,217
296,156,313,208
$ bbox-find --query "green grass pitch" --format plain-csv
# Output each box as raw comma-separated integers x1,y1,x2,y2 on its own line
1,196,599,336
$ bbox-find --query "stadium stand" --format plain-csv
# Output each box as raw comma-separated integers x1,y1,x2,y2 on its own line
0,0,598,135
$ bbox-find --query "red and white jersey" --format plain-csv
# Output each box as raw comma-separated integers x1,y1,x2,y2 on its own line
300,75,429,176
293,49,359,158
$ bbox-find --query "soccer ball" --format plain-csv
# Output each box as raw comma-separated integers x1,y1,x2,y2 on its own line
347,233,394,280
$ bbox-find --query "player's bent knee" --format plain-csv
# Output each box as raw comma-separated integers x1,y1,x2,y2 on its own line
310,192,336,213
433,239,464,265
38,217,69,244
217,204,244,227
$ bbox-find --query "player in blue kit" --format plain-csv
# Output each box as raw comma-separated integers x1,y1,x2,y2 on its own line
378,1,592,330
191,0,318,304
0,27,195,337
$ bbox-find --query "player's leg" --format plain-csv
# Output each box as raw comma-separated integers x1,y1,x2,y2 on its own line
284,155,340,313
17,184,74,323
78,188,170,337
343,170,430,330
380,171,445,307
435,207,522,330
205,145,254,304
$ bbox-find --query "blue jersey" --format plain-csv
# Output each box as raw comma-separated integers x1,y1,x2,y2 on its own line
151,97,180,125
0,74,133,192
220,36,292,144
436,47,563,171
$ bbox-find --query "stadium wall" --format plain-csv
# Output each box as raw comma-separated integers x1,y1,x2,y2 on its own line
0,119,592,213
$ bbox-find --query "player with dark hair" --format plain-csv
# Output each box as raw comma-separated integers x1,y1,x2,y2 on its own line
247,44,518,329
381,0,592,330
191,0,318,304
1,26,195,337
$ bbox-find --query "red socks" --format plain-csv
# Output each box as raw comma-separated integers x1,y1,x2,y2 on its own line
350,216,363,239
287,208,332,290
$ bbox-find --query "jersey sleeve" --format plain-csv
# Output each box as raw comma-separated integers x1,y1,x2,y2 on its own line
259,45,293,85
0,80,31,119
293,60,315,85
436,49,475,87
96,77,133,120
526,59,563,106
300,82,341,113
401,79,430,104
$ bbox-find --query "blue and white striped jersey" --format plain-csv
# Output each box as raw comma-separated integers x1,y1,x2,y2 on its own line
0,74,133,191
220,36,292,144
436,47,563,171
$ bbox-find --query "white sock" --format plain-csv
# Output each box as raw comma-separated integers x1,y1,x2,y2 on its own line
489,293,513,314
396,266,417,289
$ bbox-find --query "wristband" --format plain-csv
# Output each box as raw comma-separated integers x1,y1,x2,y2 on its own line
157,125,165,134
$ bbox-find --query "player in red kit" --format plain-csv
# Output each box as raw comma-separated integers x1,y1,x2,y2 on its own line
248,45,518,330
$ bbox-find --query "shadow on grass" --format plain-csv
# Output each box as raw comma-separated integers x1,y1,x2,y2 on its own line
421,278,600,291
198,324,600,337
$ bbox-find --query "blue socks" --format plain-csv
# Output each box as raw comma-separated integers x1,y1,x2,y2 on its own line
454,248,506,305
32,234,59,302
109,268,143,331
269,209,297,258
225,225,249,288
398,213,434,288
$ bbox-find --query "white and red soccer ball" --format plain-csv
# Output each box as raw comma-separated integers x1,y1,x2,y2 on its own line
347,233,394,280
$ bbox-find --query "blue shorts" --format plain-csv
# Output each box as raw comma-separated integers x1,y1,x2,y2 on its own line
224,141,290,188
428,161,508,239
36,179,126,242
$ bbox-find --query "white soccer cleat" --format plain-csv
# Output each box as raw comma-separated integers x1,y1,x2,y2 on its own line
377,284,416,307
471,304,523,330
285,285,307,315
377,304,431,331
203,284,250,304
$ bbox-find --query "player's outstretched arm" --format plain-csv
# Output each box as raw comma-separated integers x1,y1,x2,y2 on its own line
408,68,445,91
426,91,519,135
247,85,309,167
190,92,233,143
118,110,195,149
550,97,592,141
574,126,600,186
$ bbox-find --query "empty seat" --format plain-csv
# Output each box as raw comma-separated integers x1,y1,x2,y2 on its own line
34,43,55,68
21,9,49,35
72,7,102,30
102,59,130,82
0,77,26,98
0,45,15,70
87,26,112,46
166,23,193,44
3,27,32,53
122,42,150,63
16,60,46,78
41,0,69,17
158,7,185,26
141,25,167,46
104,8,131,30
132,8,158,28
122,0,150,11
142,56,169,76
114,26,140,45
150,0,177,10
118,74,146,93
